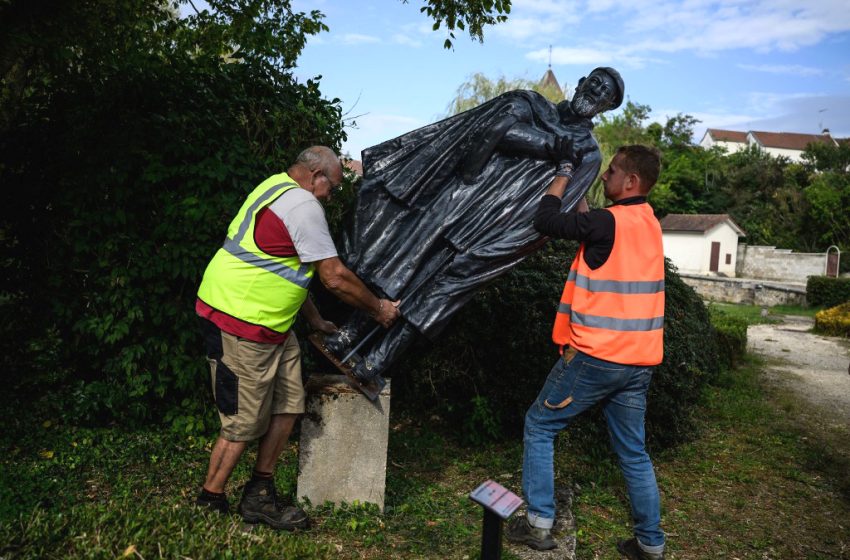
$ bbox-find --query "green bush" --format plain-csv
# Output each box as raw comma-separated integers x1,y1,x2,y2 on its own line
806,276,850,308
2,2,343,426
0,3,747,448
390,254,731,448
708,306,749,369
814,302,850,337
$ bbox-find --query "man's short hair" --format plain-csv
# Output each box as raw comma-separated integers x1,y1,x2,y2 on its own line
616,145,661,191
295,146,340,178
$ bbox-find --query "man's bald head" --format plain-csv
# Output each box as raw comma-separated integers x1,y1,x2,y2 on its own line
294,146,341,179
287,146,343,202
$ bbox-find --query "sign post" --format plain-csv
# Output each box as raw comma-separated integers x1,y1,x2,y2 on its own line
469,480,523,560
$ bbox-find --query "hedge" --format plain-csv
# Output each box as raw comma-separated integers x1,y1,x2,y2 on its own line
363,251,735,449
806,276,850,308
2,3,343,431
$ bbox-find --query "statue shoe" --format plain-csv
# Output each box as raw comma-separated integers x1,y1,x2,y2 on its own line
350,359,387,401
322,328,355,358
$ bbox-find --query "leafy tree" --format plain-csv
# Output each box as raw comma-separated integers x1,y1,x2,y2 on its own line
659,113,701,149
645,113,727,216
1,0,344,426
703,146,812,249
594,100,654,149
802,142,850,250
407,0,511,49
445,71,564,116
594,103,715,214
802,139,850,173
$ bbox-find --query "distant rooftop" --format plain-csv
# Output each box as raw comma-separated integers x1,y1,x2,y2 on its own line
660,214,745,236
706,129,748,143
538,68,562,95
704,128,836,151
749,131,835,151
343,159,362,177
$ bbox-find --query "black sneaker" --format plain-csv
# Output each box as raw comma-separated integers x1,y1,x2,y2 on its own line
617,537,665,560
505,516,557,551
238,479,309,531
195,489,229,514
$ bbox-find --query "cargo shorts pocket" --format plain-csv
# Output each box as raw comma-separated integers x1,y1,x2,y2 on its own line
214,360,238,415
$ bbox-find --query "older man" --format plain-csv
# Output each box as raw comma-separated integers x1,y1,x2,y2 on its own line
326,68,624,390
194,146,400,529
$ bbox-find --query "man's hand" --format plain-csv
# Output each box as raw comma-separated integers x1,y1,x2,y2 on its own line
310,317,338,335
372,298,401,329
301,297,338,334
556,161,575,179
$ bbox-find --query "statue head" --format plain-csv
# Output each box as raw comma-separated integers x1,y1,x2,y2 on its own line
570,67,624,118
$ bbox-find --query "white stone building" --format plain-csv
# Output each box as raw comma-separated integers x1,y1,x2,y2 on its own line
698,128,837,163
660,214,745,276
699,129,748,154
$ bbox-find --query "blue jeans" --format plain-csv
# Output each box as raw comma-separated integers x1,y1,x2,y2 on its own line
522,351,665,548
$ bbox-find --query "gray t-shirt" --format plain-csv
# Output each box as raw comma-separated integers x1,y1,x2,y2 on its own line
268,188,338,263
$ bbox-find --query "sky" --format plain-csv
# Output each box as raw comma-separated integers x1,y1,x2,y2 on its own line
254,1,850,158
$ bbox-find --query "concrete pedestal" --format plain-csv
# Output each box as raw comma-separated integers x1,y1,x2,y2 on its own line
297,374,390,511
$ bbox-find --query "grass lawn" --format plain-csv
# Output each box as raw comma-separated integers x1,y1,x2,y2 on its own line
2,355,848,559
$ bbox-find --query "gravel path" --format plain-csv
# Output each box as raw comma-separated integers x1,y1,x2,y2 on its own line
747,315,850,428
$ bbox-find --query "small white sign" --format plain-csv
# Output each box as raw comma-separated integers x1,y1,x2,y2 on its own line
469,480,523,519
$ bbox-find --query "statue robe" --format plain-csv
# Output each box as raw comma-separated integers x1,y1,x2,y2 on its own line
343,89,602,338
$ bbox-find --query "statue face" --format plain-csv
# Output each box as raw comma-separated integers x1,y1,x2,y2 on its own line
570,71,618,118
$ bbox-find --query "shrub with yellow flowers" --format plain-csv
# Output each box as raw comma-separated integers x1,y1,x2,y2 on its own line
814,302,850,337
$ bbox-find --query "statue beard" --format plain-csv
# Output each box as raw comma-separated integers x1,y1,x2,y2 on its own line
571,94,602,118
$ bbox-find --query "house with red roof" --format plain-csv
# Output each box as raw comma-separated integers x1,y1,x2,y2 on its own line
699,129,749,154
699,128,838,163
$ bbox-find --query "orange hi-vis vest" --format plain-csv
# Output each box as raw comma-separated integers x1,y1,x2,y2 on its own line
552,203,665,366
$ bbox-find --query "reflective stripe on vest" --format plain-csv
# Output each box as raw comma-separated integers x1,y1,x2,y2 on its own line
221,238,312,289
196,174,315,334
552,203,665,366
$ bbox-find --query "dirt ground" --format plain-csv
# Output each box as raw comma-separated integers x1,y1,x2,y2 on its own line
748,315,850,429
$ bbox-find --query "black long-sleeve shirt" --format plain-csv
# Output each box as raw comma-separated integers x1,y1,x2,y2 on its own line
533,195,648,269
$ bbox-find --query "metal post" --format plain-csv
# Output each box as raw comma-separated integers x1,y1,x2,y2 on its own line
469,480,522,560
481,509,502,560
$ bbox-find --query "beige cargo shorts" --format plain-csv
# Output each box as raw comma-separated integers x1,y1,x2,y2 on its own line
202,322,305,442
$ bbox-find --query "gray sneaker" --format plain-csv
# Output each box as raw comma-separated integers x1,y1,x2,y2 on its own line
617,538,665,560
238,479,309,531
505,516,557,551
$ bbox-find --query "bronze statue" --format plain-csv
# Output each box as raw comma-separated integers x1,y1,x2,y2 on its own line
318,67,624,399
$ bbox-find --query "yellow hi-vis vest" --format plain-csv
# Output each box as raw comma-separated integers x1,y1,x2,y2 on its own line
196,174,315,334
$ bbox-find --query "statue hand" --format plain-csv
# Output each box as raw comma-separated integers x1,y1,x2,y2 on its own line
547,134,582,166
